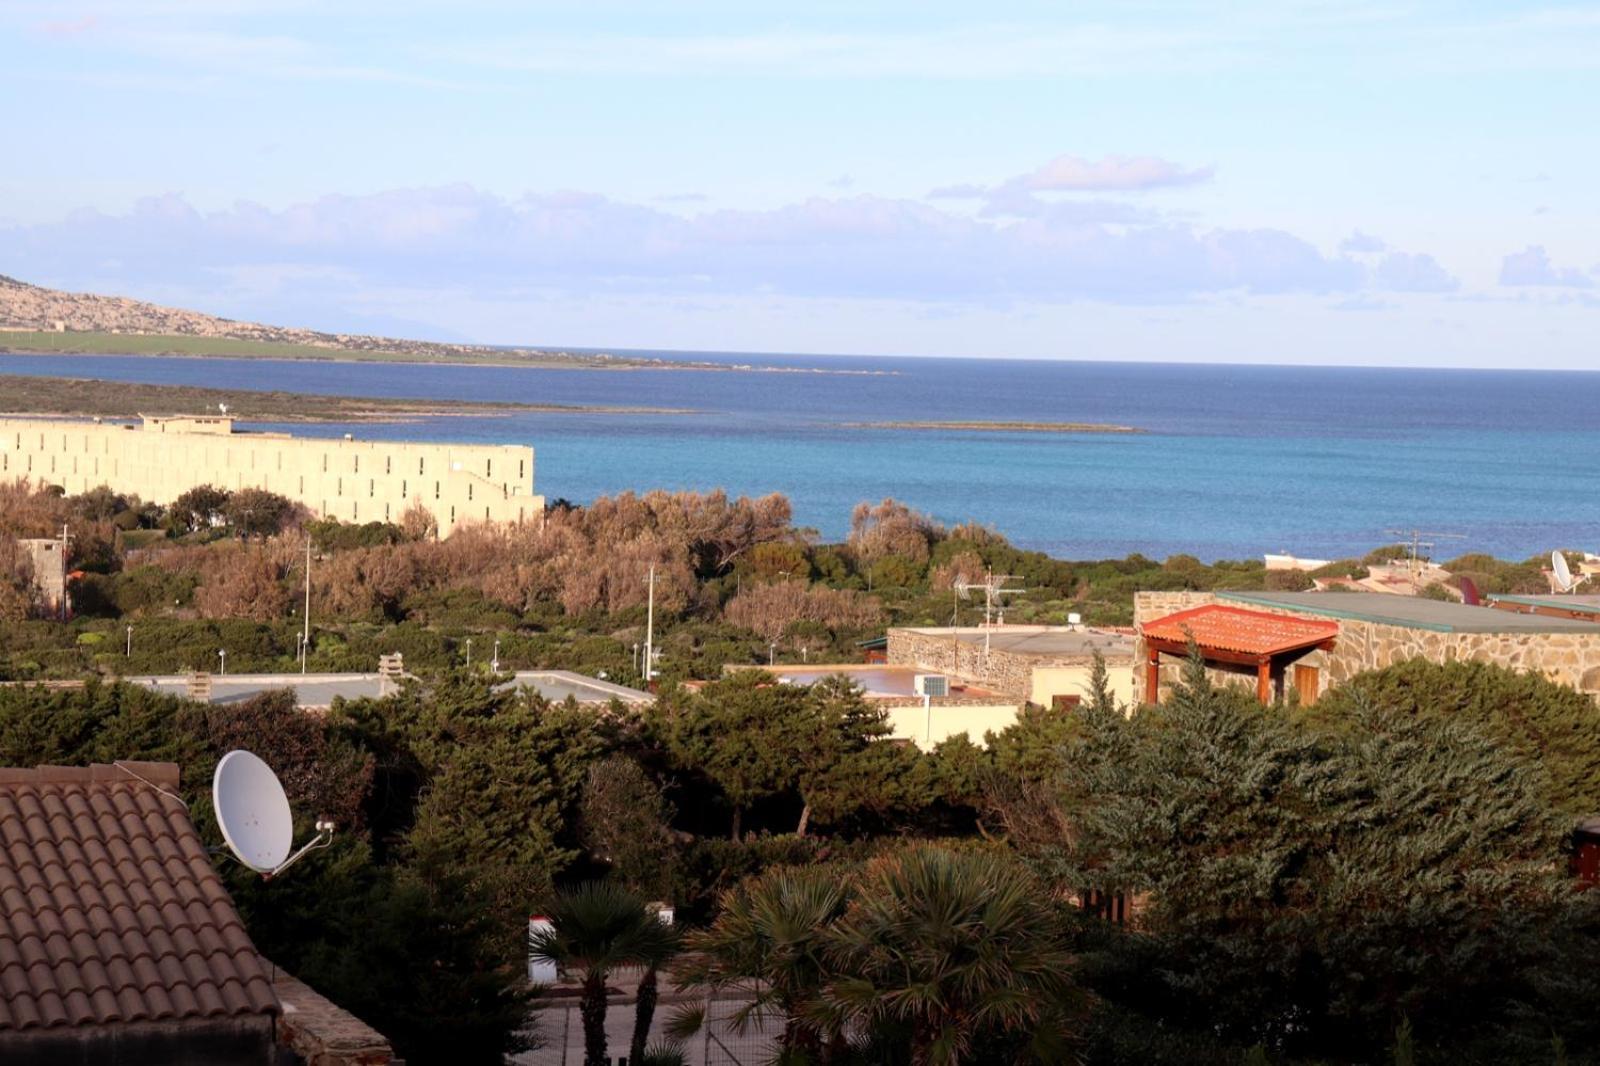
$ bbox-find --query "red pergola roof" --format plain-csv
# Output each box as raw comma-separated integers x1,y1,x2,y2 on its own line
1141,604,1338,659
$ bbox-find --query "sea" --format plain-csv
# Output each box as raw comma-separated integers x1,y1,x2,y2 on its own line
4,351,1598,562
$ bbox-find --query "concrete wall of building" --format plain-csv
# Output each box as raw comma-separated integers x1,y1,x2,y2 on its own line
1027,663,1136,709
1131,591,1600,704
881,699,1026,750
0,417,543,537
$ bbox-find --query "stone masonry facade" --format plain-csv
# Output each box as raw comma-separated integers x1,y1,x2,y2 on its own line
1132,591,1600,704
887,628,1104,701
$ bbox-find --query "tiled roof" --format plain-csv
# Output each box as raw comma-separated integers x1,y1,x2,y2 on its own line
0,762,279,1033
1141,604,1338,658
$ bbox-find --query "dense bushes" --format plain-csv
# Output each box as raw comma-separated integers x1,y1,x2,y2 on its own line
996,656,1600,1061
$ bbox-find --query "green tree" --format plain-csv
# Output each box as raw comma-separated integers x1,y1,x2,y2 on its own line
821,846,1077,1066
528,882,670,1066
224,486,296,540
674,863,853,1061
1311,658,1600,818
168,483,230,534
657,671,817,839
578,754,677,898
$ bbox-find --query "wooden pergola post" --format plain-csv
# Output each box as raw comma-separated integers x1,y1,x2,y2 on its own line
1256,658,1272,704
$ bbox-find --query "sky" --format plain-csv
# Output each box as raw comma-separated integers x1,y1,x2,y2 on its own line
2,1,1598,368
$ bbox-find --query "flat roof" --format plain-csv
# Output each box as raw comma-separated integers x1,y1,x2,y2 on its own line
762,664,999,699
899,626,1135,659
123,669,650,707
1218,591,1600,634
1484,593,1600,617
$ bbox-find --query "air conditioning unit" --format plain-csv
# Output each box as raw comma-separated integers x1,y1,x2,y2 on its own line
914,674,949,698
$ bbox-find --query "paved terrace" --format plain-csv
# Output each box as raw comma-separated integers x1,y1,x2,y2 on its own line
1218,591,1600,634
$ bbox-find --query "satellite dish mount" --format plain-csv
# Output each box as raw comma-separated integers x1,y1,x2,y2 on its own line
213,750,335,880
1551,550,1592,596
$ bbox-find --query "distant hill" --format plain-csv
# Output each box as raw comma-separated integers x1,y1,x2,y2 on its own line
0,274,641,366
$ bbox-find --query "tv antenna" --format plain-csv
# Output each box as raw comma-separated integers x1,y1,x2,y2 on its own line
954,570,1025,654
213,750,334,879
1550,550,1593,595
1383,528,1466,580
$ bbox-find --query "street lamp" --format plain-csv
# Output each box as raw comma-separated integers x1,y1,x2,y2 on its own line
769,642,776,666
465,638,473,669
491,638,501,673
125,624,132,658
218,649,227,676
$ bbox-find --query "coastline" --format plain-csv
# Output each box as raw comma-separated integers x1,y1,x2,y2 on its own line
0,373,692,423
0,336,896,376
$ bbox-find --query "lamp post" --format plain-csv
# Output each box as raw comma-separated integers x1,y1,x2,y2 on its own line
769,642,776,666
465,638,473,669
125,624,132,658
491,638,501,673
218,649,227,676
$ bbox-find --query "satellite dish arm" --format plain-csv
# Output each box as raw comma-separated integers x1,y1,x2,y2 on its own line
262,820,336,881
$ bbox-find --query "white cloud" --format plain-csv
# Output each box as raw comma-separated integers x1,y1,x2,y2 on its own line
1020,154,1212,192
1499,245,1593,289
1373,251,1458,293
5,183,1369,314
1339,230,1386,254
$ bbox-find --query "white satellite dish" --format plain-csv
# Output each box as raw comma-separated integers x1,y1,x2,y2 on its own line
213,749,334,878
1552,550,1582,594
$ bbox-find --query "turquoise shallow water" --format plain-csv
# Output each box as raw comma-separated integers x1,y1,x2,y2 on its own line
3,352,1597,561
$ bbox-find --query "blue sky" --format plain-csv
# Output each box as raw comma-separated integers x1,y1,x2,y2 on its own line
2,1,1598,367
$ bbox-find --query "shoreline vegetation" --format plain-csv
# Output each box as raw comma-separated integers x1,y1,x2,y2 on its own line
0,374,691,422
851,420,1144,433
1,274,893,373
0,330,893,375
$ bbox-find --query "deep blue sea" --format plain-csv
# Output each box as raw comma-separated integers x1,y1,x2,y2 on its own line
4,351,1598,561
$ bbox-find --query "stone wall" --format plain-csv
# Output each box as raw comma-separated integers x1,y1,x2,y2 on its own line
1131,591,1600,704
887,628,1125,700
271,965,396,1066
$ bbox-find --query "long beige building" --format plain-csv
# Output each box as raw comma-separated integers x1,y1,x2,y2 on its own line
0,415,543,537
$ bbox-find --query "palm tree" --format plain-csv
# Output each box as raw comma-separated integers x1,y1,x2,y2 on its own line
820,846,1076,1066
629,911,681,1066
528,882,660,1066
672,865,852,1061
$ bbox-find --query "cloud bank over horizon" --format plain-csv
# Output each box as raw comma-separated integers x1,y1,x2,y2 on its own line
8,159,1525,344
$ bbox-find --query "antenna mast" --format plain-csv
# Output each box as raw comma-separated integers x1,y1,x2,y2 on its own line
643,564,656,685
1384,527,1467,581
301,536,311,675
953,570,1025,656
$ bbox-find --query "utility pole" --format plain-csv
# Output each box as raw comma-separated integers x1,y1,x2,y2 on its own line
301,536,312,675
644,564,656,685
58,523,71,621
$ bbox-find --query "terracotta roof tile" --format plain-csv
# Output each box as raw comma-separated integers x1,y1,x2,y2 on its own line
1141,604,1339,658
0,761,279,1033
